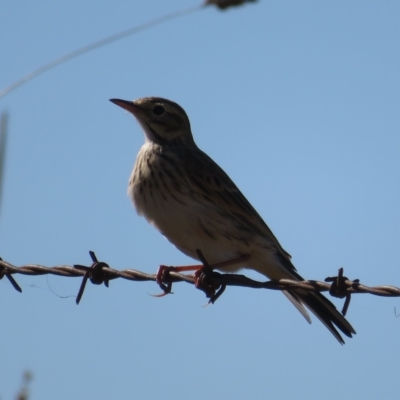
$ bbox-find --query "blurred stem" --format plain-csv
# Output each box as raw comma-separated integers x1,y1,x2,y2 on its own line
0,111,8,221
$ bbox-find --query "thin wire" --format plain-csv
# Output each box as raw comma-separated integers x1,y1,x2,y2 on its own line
0,4,205,99
2,257,400,298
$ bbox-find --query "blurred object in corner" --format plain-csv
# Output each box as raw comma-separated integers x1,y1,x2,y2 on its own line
15,370,33,400
205,0,258,10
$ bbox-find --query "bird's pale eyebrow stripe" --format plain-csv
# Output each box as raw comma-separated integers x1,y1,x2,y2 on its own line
161,99,187,116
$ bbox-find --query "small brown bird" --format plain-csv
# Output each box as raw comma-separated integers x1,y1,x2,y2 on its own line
110,96,355,344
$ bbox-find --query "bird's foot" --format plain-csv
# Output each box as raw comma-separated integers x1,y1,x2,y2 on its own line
153,263,204,296
193,249,251,304
194,266,226,304
153,251,250,300
154,265,175,296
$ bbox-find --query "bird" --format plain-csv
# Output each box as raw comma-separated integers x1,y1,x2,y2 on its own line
110,96,356,344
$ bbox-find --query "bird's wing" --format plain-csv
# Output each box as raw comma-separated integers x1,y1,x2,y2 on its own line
182,147,293,264
173,147,355,344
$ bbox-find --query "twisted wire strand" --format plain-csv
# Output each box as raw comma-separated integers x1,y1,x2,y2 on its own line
1,252,399,313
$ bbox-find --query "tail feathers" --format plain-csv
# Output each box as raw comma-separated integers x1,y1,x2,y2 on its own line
286,290,356,344
283,290,311,323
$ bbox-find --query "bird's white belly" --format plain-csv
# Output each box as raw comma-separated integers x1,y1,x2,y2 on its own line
130,183,250,270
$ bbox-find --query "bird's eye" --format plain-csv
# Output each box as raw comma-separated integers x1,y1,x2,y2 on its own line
152,105,165,116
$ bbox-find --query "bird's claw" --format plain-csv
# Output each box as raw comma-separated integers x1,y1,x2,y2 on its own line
153,265,174,296
152,256,227,303
194,266,226,304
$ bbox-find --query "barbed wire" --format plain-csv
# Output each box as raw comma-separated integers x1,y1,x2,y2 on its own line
1,250,399,316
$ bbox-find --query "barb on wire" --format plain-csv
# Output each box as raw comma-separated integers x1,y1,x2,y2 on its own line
0,257,22,293
74,250,111,304
1,250,400,317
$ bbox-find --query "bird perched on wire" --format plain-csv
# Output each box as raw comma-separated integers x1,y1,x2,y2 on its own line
110,96,356,344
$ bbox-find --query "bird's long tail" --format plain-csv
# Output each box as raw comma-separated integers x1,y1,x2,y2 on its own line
284,289,356,344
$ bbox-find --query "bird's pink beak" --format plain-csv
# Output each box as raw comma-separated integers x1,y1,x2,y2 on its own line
109,99,140,116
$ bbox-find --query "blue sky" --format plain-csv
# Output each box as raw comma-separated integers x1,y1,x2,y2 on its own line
1,1,400,399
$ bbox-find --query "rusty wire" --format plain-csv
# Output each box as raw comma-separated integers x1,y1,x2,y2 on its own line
1,250,400,315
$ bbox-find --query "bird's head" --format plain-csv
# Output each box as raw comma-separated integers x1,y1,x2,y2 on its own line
110,97,194,145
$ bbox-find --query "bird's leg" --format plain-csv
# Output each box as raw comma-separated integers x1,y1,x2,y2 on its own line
155,264,202,292
154,264,204,295
194,250,251,302
154,266,172,295
204,254,251,271
155,252,250,297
